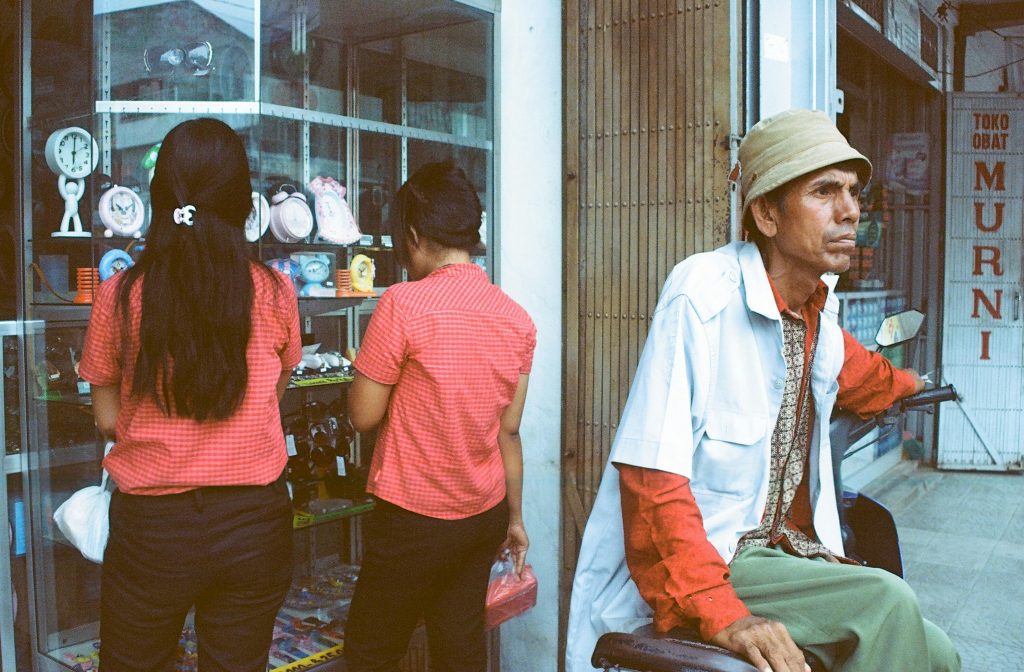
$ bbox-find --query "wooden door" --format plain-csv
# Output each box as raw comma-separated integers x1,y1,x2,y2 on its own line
561,0,736,662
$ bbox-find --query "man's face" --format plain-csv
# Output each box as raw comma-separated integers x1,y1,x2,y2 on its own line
758,165,862,277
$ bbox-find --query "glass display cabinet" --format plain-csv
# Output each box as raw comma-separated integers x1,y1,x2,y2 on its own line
18,1,497,670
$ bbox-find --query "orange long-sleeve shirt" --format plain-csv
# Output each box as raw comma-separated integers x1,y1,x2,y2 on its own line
619,281,920,640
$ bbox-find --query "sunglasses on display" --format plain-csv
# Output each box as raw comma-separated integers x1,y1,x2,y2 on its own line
143,42,213,76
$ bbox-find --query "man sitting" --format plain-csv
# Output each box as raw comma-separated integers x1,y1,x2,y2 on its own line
566,109,960,672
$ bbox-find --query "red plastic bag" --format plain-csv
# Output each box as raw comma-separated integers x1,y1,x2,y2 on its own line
484,552,538,630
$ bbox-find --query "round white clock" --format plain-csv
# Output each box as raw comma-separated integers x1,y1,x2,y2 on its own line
268,186,313,243
244,191,271,243
44,126,98,180
98,184,145,238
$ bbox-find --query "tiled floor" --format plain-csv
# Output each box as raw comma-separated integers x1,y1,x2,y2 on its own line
865,463,1024,672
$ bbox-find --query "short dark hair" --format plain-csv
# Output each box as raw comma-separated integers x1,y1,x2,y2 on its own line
391,161,482,267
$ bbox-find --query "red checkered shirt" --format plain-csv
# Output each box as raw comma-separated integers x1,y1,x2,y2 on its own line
355,263,536,519
79,265,302,495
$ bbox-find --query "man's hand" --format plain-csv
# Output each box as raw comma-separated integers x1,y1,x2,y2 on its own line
902,368,926,394
709,615,811,672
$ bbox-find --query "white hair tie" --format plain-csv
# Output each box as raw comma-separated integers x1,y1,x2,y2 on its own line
173,205,196,226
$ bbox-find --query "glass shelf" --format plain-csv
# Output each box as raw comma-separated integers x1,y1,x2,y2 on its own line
292,499,374,529
286,375,354,390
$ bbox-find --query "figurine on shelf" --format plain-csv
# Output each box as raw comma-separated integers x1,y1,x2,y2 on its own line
58,177,87,237
45,126,98,238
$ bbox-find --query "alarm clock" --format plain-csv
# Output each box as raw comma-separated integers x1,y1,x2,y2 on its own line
98,184,145,238
268,185,314,243
350,254,375,293
308,176,361,245
98,249,135,281
44,127,98,180
244,191,271,242
296,253,333,297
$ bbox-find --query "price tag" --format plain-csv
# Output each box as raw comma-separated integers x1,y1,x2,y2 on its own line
285,434,297,457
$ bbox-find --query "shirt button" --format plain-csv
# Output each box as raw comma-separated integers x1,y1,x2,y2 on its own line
773,378,784,390
729,271,739,282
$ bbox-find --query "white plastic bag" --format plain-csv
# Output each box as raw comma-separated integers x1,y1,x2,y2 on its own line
53,441,114,564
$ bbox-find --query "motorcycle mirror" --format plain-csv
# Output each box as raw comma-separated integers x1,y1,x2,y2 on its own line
874,309,925,348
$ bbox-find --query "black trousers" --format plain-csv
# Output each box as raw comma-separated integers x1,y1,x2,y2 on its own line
344,498,509,672
100,473,293,672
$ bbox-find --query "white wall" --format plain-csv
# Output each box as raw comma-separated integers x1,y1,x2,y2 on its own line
495,2,562,670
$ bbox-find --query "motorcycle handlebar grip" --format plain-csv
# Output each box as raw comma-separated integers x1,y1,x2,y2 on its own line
900,384,959,410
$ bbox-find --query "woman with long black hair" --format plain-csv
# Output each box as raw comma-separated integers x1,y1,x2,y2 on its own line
79,117,301,671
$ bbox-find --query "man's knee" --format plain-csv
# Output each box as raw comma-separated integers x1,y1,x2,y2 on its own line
854,570,960,672
923,619,961,672
856,567,920,616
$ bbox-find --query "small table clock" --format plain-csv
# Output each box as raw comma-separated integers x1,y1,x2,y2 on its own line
99,249,135,282
296,253,333,297
98,184,145,238
45,126,99,238
244,191,271,243
350,254,375,293
269,185,314,243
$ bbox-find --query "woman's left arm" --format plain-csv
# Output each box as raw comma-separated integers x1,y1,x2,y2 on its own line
91,384,120,440
498,373,530,577
348,372,394,433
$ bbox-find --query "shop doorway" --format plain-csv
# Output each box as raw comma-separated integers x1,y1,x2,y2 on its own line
835,27,945,481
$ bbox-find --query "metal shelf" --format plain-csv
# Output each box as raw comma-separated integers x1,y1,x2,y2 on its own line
286,375,354,390
27,304,92,324
298,296,366,318
94,101,493,150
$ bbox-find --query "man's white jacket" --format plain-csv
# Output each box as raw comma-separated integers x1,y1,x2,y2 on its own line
565,241,847,672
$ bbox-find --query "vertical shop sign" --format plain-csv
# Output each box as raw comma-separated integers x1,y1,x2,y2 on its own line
939,94,1024,470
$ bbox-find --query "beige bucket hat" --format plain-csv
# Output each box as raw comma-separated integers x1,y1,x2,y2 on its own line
738,109,872,225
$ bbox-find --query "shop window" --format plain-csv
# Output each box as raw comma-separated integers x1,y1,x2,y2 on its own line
16,1,496,670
